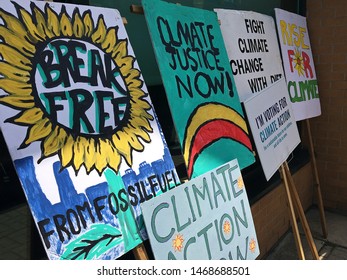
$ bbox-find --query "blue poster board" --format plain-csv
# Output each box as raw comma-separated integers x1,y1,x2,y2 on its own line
141,158,260,260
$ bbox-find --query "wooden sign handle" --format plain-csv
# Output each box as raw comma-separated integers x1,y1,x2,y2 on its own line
132,243,149,260
280,164,305,260
305,119,328,238
130,4,144,14
284,161,319,260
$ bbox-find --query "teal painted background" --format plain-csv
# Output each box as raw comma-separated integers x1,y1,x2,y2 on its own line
142,0,255,178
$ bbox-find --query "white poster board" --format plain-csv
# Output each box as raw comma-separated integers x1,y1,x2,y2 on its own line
215,9,285,102
0,0,179,260
243,79,301,180
141,158,259,260
275,8,321,121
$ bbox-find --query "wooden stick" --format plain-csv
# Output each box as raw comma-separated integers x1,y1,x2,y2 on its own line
130,3,181,14
130,4,144,14
279,164,305,260
284,161,319,260
132,243,149,260
306,119,328,238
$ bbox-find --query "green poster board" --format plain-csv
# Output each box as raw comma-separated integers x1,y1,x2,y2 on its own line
143,0,255,179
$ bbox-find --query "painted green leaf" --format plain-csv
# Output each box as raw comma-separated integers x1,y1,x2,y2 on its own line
60,224,123,260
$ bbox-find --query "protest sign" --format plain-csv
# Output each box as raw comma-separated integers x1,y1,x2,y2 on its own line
215,9,285,102
0,0,179,259
243,79,301,180
141,158,259,260
142,0,255,179
275,8,321,121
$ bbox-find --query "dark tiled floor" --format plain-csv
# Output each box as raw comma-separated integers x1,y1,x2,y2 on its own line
265,206,347,260
0,204,346,260
0,204,31,260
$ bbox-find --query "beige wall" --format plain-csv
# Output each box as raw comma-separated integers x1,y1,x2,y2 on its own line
306,0,347,213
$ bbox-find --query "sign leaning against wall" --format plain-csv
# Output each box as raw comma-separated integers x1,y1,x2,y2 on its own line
141,158,260,260
215,8,301,180
275,8,321,121
0,0,179,259
142,0,255,180
215,9,285,102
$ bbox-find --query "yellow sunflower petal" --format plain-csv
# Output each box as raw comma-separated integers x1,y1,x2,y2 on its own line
112,132,132,166
0,26,35,57
128,122,151,142
13,107,43,125
112,40,127,60
0,8,36,54
42,126,67,157
91,16,107,44
0,9,31,39
33,5,54,39
106,147,122,174
131,99,153,115
128,87,146,99
0,62,30,83
118,54,133,69
72,137,85,171
101,139,120,165
295,65,303,76
124,69,141,85
23,119,52,145
72,11,84,38
125,74,142,89
60,11,73,37
0,9,24,32
129,113,153,130
0,44,32,71
101,27,118,53
84,138,96,173
60,134,74,167
0,95,34,109
19,10,42,42
95,140,108,174
143,111,154,121
0,78,32,96
123,127,144,151
82,11,94,37
46,5,61,36
135,106,152,118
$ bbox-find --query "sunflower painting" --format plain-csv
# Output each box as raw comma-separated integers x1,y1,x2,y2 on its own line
0,0,179,260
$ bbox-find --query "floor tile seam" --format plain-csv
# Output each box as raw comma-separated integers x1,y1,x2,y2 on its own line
323,240,347,250
307,230,347,250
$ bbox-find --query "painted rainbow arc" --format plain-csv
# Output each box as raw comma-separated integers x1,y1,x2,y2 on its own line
182,102,253,178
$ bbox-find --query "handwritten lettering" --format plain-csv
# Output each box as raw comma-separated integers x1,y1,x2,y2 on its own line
156,17,234,99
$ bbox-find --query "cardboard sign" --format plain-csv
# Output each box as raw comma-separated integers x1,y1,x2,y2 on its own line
243,79,301,180
142,0,255,179
141,158,259,260
215,9,285,102
275,8,321,121
0,0,179,259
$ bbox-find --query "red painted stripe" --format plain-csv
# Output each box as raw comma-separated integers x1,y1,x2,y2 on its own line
187,119,252,178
